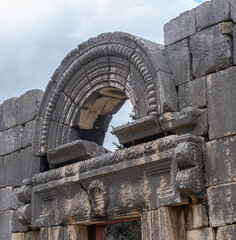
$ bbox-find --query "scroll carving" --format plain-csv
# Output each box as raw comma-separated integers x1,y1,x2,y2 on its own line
17,179,33,227
174,141,204,198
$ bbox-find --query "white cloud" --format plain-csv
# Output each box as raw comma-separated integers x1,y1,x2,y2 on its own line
0,0,207,149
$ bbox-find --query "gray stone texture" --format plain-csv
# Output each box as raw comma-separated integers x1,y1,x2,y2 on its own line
12,232,40,240
232,0,236,22
185,204,208,230
2,147,40,187
233,24,236,65
196,0,231,31
0,126,23,156
22,120,36,148
207,67,236,140
163,39,192,86
205,135,236,186
188,109,208,136
12,210,28,232
164,9,196,45
217,224,236,240
0,97,18,131
186,228,215,240
0,187,12,211
0,211,12,240
40,226,64,240
178,77,207,110
190,24,233,78
207,182,236,227
16,89,43,125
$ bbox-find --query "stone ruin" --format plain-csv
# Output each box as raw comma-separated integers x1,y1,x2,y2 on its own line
1,0,236,239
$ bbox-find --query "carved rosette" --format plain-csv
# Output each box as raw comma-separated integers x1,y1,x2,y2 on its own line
174,141,204,198
17,179,33,227
87,180,107,218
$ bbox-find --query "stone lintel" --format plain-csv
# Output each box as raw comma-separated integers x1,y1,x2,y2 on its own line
22,134,204,228
113,107,201,146
47,140,108,168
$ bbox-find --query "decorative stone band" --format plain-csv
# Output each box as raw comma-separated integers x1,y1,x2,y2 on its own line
20,134,204,228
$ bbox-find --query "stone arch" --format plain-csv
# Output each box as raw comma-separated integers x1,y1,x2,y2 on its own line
33,32,177,156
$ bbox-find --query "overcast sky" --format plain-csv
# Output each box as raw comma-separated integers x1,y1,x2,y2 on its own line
0,0,206,150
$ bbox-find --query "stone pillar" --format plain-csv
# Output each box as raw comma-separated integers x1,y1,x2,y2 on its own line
141,207,185,240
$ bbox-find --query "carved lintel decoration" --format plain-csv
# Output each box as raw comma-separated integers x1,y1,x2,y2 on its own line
24,134,205,227
17,204,31,226
17,178,32,204
88,180,107,218
174,141,204,198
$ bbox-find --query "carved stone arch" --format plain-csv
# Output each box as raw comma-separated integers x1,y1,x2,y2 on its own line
33,32,177,156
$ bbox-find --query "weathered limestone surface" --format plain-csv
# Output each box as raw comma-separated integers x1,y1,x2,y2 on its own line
207,182,236,227
22,120,36,148
0,97,18,130
195,0,231,31
217,224,236,240
164,9,196,45
0,187,12,211
12,232,40,240
40,227,64,240
16,89,43,125
47,139,107,167
2,147,40,187
186,228,215,240
190,24,233,78
0,126,23,156
232,0,236,22
142,207,185,240
233,25,236,64
64,225,88,240
185,204,209,230
207,67,236,140
163,39,192,85
178,77,207,110
205,135,236,186
0,211,13,240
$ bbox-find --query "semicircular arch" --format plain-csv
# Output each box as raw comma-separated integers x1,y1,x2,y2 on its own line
33,32,177,156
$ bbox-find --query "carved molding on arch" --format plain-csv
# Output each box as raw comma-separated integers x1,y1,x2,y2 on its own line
33,32,177,156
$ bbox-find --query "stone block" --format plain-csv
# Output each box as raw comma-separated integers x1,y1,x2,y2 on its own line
217,224,236,240
232,0,236,23
12,187,24,210
0,157,2,187
190,24,233,78
0,211,12,240
2,147,40,187
0,97,18,131
47,139,107,168
163,39,191,85
187,228,215,240
196,0,231,31
16,89,43,125
164,9,196,45
22,120,36,148
207,182,236,227
189,109,208,136
113,115,162,145
185,204,208,230
220,22,233,36
40,226,64,240
205,135,236,186
12,232,40,240
178,77,207,110
207,67,236,140
64,225,88,240
0,126,23,156
0,187,12,211
12,210,28,232
233,25,236,65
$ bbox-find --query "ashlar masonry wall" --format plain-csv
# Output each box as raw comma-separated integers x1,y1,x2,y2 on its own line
1,0,236,239
163,0,236,239
0,90,43,239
